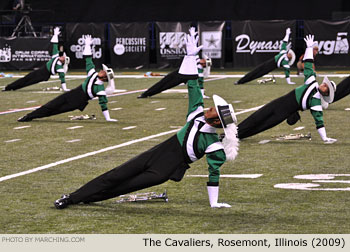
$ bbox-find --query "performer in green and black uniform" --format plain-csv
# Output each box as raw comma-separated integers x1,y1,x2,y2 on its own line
3,27,70,92
235,28,295,85
17,35,117,122
54,29,239,209
237,35,337,144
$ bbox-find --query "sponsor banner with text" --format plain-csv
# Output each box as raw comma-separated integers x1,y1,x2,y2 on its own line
198,21,225,68
155,22,192,68
0,38,51,70
231,20,296,68
110,23,149,68
304,20,350,66
65,23,105,69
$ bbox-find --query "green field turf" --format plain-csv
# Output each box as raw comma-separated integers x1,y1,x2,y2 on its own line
0,68,349,234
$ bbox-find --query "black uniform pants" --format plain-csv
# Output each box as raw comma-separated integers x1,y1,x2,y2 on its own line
25,85,89,120
69,135,189,204
142,69,190,97
5,65,51,91
333,76,350,103
237,57,277,84
238,90,299,139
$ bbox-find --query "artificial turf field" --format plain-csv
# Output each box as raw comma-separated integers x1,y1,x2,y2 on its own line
0,68,350,234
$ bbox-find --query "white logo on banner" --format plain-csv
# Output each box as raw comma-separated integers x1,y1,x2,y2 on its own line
159,32,186,56
316,32,349,55
235,34,289,55
113,37,147,56
0,45,11,62
70,37,102,59
202,31,222,58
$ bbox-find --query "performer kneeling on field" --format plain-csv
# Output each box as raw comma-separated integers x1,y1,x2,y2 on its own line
3,27,70,92
237,35,337,144
17,35,117,122
235,28,295,85
54,29,239,209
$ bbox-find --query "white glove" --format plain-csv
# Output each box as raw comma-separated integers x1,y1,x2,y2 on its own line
185,33,203,56
283,28,291,42
61,83,70,92
83,35,93,56
102,110,117,122
317,127,337,144
286,77,295,84
207,186,231,208
53,27,61,36
189,27,197,40
50,27,60,43
303,35,317,61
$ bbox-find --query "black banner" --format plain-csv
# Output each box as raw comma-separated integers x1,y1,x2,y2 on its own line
155,22,191,68
231,20,296,67
198,21,225,67
65,23,105,69
0,38,51,70
304,20,350,66
110,22,149,68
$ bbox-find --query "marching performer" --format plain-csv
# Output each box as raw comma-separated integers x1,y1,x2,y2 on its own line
3,27,70,92
17,35,117,122
54,28,239,209
237,35,337,144
235,28,295,85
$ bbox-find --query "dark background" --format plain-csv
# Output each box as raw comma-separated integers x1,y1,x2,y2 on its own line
1,0,350,22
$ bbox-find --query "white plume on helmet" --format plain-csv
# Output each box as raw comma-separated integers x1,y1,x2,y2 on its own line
213,95,239,161
102,64,115,95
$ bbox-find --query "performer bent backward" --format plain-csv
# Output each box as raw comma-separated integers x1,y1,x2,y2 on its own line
54,30,239,209
3,27,70,92
235,28,295,85
138,28,211,99
237,35,337,144
17,35,117,122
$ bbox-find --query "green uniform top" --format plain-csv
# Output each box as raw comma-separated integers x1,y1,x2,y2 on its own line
46,43,66,84
176,78,226,184
294,61,324,129
81,56,108,111
274,40,290,78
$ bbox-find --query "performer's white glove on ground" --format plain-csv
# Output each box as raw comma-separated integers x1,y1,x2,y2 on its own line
103,110,117,122
207,186,231,208
286,77,295,85
61,83,70,92
317,127,337,144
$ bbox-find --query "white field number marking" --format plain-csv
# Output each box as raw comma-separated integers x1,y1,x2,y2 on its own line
274,174,350,191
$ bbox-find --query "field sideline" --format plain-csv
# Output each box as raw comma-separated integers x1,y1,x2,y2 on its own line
1,69,350,234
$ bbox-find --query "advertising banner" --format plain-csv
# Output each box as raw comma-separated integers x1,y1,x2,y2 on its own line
65,23,105,69
155,22,191,68
198,21,225,67
231,20,296,68
304,20,350,66
110,22,149,68
0,38,51,70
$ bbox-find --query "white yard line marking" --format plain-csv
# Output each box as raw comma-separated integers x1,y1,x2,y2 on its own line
111,108,123,111
66,126,84,130
66,139,82,143
259,140,271,144
0,106,40,115
122,126,137,130
0,129,180,182
5,139,21,143
155,108,166,111
150,101,160,103
236,105,264,115
14,125,31,130
187,174,263,179
26,100,37,103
